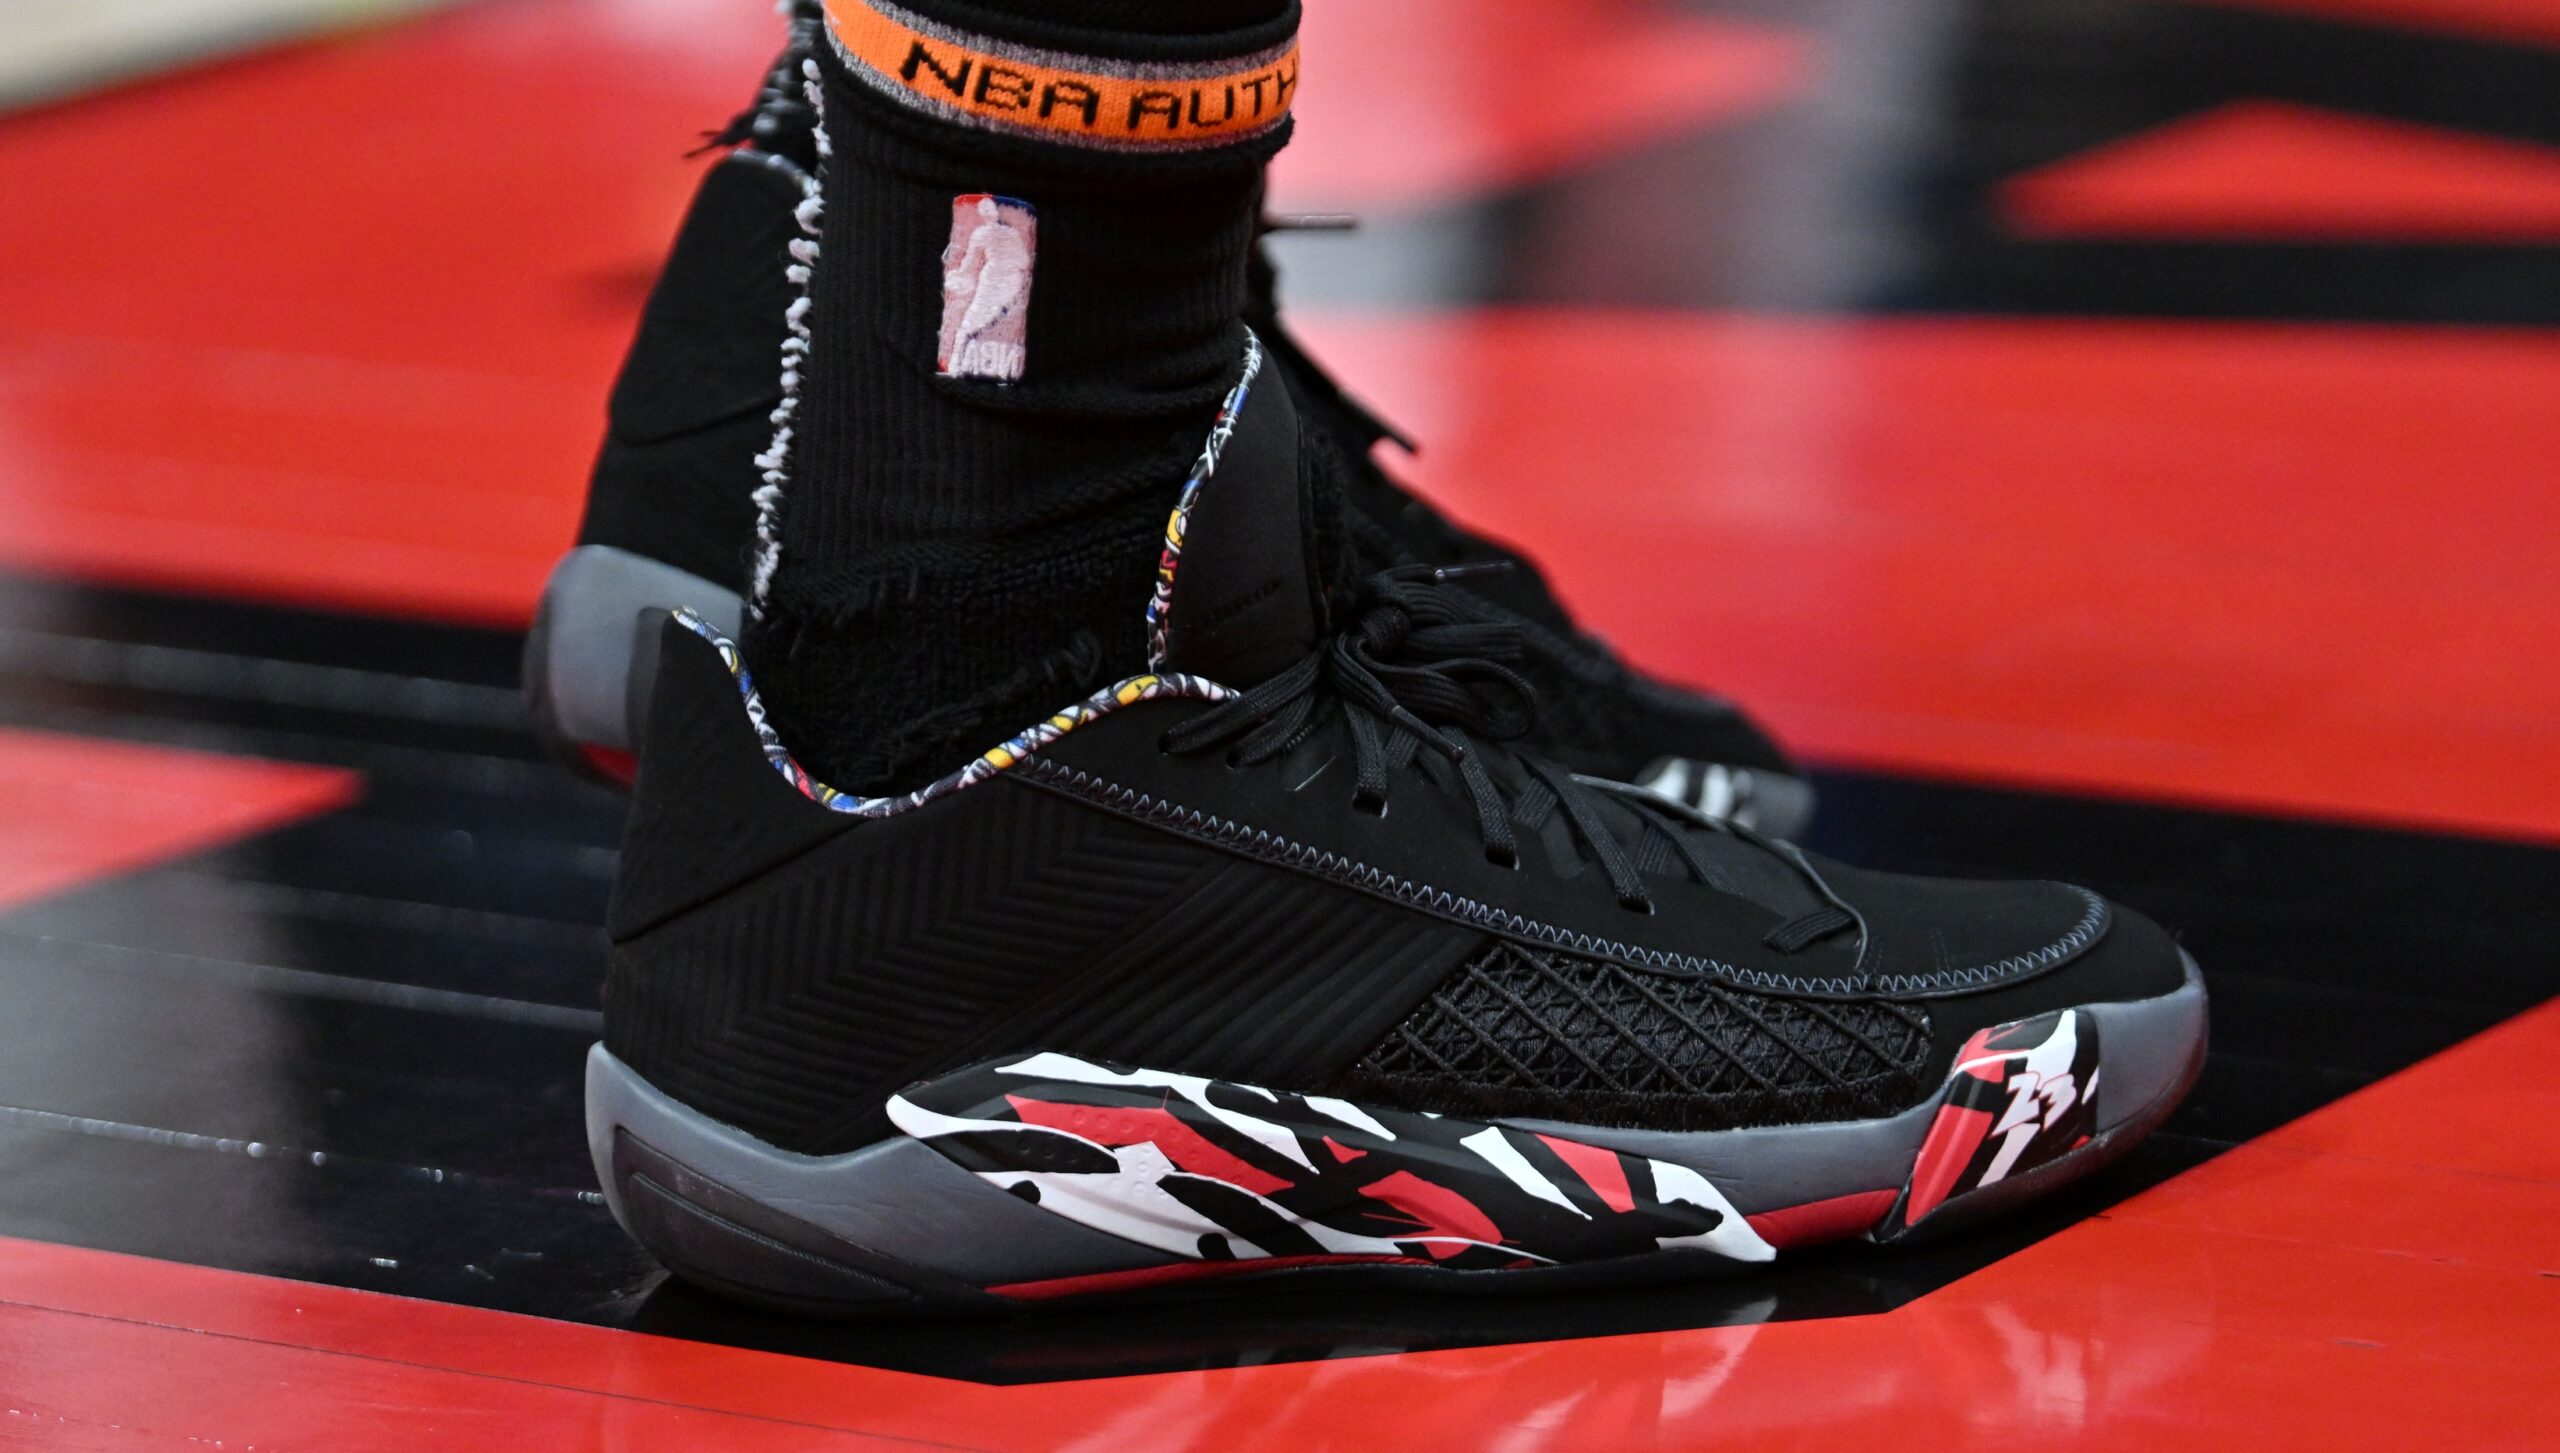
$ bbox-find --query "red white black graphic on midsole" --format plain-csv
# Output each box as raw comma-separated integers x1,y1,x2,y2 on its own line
888,1054,1780,1272
887,1010,2109,1285
1884,1008,2102,1236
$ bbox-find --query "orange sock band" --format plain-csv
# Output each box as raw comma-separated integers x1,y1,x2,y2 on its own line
821,0,1297,152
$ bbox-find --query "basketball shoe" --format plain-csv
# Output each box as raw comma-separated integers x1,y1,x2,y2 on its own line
524,4,1811,833
585,336,2206,1314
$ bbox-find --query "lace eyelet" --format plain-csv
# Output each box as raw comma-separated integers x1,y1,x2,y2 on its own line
1485,846,1519,870
1352,793,1389,818
1157,733,1176,755
1619,895,1656,915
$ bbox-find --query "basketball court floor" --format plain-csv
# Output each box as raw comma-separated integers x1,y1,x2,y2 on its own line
0,0,2553,1446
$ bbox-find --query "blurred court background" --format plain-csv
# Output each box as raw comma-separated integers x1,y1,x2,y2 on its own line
3,0,2554,841
0,2,2553,1448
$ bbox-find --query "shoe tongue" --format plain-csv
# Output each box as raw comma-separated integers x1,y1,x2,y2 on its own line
1151,340,1323,686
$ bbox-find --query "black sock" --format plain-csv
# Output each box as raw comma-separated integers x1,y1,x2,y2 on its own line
744,0,1300,795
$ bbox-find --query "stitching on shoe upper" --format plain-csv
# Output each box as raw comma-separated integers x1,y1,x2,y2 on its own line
1021,758,2110,998
1948,888,2107,987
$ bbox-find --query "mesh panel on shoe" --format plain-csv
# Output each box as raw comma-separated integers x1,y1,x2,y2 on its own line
1336,940,1934,1132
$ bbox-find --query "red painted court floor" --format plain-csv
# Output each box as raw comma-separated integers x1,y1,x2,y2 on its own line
0,0,2554,1448
4,1001,2551,1449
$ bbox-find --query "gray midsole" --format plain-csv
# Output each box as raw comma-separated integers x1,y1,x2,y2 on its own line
1505,950,2208,1215
586,1044,1166,1286
587,953,2202,1275
536,545,742,750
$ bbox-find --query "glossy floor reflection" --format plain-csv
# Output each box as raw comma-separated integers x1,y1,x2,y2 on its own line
6,1002,2554,1447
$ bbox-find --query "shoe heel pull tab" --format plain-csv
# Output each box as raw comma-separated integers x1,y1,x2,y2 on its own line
1153,339,1321,687
607,615,853,942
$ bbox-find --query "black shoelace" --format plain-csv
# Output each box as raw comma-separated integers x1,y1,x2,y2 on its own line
1162,566,1749,916
697,7,823,155
1251,223,1645,698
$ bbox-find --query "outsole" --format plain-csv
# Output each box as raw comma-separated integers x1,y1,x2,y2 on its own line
587,954,2206,1318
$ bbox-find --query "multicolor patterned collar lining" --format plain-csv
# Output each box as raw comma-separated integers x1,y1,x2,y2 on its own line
1143,329,1263,670
692,329,1264,817
675,608,1229,817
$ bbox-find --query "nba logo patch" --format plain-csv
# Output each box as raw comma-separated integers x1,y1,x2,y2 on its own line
938,194,1035,383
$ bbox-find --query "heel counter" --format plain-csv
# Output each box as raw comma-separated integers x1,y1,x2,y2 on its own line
604,615,857,1114
608,614,849,943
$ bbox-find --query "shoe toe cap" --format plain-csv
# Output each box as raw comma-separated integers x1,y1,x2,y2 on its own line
1819,858,2201,1058
1819,863,2120,995
1869,880,2203,1123
2044,894,2193,1007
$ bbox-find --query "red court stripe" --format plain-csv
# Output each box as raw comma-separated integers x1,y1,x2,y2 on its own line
0,0,1809,625
2249,994,2560,1182
4,1000,2553,1450
0,728,358,911
2001,102,2560,240
0,1300,931,1452
2100,1134,2560,1275
0,0,776,625
1295,310,2560,845
1276,1,1812,208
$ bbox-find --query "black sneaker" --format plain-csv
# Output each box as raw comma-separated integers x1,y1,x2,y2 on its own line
524,7,1813,834
587,339,2204,1315
520,6,822,787
1246,245,1810,832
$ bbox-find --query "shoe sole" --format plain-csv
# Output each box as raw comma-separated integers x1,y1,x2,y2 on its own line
523,545,743,787
584,953,2204,1316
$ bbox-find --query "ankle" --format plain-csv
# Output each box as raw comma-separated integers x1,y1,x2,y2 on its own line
742,0,1301,794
